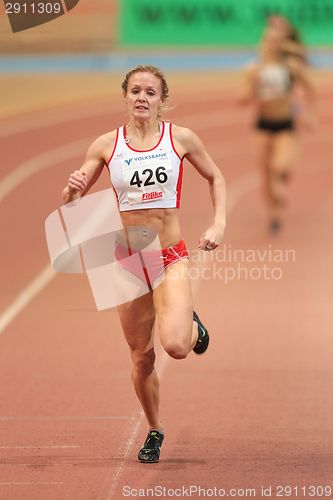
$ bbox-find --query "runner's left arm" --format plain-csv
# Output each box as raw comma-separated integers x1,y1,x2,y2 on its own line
180,128,226,250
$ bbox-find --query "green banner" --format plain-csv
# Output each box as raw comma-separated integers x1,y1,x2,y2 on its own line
120,0,333,46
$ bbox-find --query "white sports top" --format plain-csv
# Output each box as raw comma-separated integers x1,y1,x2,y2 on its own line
107,121,184,212
257,63,291,101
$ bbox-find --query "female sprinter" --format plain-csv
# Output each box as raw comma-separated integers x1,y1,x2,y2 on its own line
266,15,312,132
238,27,316,233
62,66,226,463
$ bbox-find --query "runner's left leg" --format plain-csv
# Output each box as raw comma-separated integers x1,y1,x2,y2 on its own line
153,259,200,359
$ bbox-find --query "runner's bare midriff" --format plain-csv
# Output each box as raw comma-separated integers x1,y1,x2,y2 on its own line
258,98,293,120
120,207,182,248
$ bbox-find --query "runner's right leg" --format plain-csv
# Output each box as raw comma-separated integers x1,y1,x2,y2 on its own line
117,292,162,431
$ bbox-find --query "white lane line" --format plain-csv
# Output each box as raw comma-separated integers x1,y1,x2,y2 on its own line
0,105,115,139
0,482,63,485
0,136,94,203
0,445,80,449
227,171,259,212
0,465,52,468
99,349,170,500
0,106,114,138
0,265,55,336
0,416,135,421
0,87,238,139
99,412,144,500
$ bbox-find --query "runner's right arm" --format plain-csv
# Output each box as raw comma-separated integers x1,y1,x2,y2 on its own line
62,133,113,204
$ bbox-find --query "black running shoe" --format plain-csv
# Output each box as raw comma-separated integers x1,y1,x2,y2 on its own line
138,430,164,463
193,311,209,354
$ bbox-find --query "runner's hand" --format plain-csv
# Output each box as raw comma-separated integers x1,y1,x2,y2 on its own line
199,224,225,251
67,171,88,193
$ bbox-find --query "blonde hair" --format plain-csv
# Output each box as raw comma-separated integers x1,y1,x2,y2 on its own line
121,65,169,101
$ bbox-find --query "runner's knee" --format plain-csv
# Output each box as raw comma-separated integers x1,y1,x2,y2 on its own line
132,348,156,377
163,340,189,360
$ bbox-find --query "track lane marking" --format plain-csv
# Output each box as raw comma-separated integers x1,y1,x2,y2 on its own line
0,482,63,485
0,137,94,203
0,416,135,421
0,265,55,335
0,445,80,449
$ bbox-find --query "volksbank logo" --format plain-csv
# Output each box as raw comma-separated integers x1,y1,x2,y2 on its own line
124,153,167,166
4,0,80,33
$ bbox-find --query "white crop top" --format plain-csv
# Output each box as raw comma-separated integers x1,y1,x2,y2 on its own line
107,121,184,212
257,63,291,101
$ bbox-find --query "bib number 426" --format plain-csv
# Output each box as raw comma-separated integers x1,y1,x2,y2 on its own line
129,166,168,188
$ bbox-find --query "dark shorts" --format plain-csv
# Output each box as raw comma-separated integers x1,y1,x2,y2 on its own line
255,117,295,134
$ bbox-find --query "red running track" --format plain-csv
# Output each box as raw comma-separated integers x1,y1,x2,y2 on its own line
0,73,332,500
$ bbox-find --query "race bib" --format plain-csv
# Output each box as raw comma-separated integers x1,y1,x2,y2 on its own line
122,155,175,205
